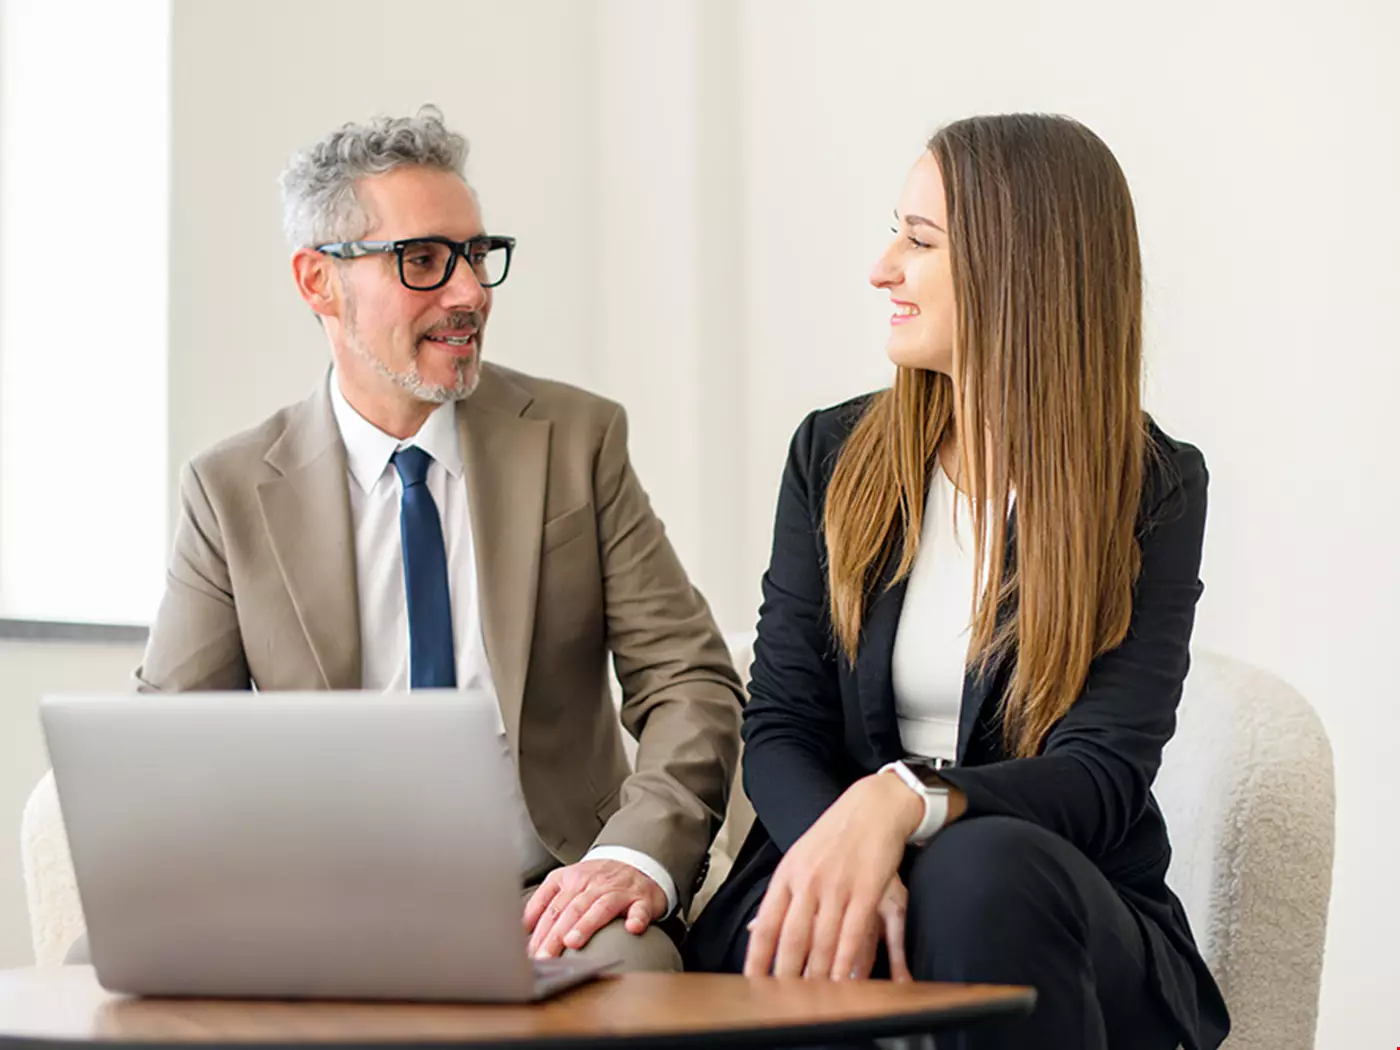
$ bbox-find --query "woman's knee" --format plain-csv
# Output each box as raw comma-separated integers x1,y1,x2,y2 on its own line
905,816,1086,940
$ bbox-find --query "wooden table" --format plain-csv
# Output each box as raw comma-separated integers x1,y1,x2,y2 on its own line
0,967,1034,1049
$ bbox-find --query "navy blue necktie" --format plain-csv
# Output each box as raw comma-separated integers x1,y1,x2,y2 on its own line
392,447,456,688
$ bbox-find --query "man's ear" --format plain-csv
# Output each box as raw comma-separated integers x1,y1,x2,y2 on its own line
291,248,341,319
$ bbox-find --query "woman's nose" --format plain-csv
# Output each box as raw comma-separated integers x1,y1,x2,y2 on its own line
870,242,902,289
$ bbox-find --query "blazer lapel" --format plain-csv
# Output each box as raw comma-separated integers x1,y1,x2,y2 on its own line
955,506,1019,763
854,552,912,767
458,367,550,754
256,383,362,689
955,650,1009,763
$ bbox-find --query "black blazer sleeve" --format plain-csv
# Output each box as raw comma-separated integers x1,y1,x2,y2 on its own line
740,410,851,851
937,442,1208,860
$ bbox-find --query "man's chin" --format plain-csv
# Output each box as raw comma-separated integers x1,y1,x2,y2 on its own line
407,359,480,404
420,340,481,385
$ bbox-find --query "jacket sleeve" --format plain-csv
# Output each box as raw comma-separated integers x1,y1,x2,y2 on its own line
937,443,1209,860
592,404,745,908
132,460,251,692
740,411,853,852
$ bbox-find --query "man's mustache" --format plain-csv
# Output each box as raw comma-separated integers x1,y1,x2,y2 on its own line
422,311,483,337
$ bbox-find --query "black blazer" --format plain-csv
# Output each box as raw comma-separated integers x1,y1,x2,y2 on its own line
686,396,1229,1050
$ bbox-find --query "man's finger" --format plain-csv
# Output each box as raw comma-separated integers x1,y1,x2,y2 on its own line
537,888,601,958
623,897,653,935
523,876,561,932
563,892,631,951
742,882,791,977
527,889,572,956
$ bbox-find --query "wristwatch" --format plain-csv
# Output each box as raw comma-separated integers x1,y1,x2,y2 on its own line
878,758,953,845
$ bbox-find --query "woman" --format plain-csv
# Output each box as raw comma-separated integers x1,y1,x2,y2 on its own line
685,115,1230,1050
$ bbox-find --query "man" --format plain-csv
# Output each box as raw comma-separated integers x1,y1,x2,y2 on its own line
119,107,743,972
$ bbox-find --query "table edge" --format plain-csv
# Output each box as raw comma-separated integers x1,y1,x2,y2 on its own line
0,990,1036,1050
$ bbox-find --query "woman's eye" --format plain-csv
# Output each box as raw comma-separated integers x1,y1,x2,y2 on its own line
907,235,932,250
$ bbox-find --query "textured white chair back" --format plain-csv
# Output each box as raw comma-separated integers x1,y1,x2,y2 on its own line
1156,651,1334,1050
20,769,80,966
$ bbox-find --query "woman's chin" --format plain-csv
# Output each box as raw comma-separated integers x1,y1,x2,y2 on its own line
884,343,929,372
885,340,947,373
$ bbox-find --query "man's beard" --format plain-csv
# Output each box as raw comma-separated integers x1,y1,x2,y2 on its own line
345,299,482,404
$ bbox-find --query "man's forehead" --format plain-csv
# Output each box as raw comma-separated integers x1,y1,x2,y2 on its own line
358,167,483,237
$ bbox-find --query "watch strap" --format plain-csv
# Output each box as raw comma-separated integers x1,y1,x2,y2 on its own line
879,760,950,844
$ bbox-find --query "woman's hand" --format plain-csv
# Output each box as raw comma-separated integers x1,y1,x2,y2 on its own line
743,771,923,980
843,874,912,981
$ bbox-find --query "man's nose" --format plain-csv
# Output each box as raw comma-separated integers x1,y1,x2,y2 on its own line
441,255,488,310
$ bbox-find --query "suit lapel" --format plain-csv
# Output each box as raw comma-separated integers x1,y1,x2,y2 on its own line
955,506,1019,763
956,651,1008,763
256,383,362,689
458,367,550,754
855,552,912,767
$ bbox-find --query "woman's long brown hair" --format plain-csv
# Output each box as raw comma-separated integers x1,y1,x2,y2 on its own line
824,114,1147,759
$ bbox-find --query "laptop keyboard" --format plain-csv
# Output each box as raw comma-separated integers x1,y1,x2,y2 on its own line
532,957,577,978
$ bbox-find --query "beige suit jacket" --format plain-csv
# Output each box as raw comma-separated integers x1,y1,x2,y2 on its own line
135,363,744,910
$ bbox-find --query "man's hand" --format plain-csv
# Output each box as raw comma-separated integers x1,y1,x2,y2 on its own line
524,859,668,957
743,771,923,980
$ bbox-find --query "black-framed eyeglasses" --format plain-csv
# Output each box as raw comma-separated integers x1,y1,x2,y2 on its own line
316,235,516,291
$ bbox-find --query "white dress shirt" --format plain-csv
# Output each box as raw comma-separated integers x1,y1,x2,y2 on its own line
328,373,677,913
890,464,981,762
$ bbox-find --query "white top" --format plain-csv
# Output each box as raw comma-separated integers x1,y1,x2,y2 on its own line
890,464,982,763
328,373,676,913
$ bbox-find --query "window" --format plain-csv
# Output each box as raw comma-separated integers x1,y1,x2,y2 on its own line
0,0,169,624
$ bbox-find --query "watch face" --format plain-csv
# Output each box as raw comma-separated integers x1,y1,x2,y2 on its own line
904,760,951,790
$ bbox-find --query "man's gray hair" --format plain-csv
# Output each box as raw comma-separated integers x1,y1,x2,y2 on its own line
279,105,468,250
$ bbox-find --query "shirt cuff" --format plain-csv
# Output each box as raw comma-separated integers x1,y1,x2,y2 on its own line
583,845,679,918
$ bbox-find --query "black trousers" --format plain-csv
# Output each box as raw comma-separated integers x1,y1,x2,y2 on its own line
714,816,1181,1050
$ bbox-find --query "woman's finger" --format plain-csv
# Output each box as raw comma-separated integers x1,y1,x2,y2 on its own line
742,880,792,977
802,892,849,979
882,894,911,982
828,896,878,980
845,923,879,981
772,890,819,978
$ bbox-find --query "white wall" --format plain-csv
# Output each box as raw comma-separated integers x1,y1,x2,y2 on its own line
1,1,1395,1046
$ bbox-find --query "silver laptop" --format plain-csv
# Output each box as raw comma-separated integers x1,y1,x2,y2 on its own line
40,690,616,1001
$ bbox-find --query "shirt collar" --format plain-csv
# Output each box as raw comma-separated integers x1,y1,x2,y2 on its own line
328,370,464,493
